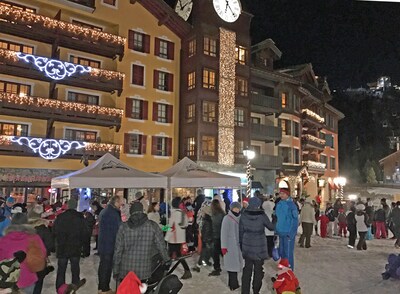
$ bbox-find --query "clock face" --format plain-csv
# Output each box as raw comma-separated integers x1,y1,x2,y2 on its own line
175,0,193,21
213,0,242,23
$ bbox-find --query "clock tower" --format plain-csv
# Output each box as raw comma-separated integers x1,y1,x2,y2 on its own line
179,0,253,174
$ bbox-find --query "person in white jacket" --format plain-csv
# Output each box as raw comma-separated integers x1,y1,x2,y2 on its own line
298,197,316,248
262,197,275,257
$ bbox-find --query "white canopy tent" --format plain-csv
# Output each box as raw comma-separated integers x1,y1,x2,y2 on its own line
51,153,167,189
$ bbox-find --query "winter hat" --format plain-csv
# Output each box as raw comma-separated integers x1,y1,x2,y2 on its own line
117,271,147,294
28,204,44,220
6,197,15,204
171,197,181,209
279,188,290,196
248,197,262,209
230,202,242,211
278,258,290,269
130,201,144,214
11,212,28,225
356,204,365,211
67,198,78,210
339,208,344,213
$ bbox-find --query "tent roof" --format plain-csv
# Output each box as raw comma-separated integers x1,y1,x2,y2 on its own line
51,153,167,189
161,157,241,188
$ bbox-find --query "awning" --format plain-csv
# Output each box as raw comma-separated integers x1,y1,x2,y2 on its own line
329,181,339,190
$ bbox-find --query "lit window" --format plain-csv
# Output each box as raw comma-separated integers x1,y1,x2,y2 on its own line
0,122,28,136
202,101,216,123
235,140,244,158
281,92,288,108
0,1,36,13
234,108,245,127
235,77,248,96
70,56,100,68
203,68,216,89
279,119,292,136
188,39,196,57
204,37,217,57
186,104,195,123
235,46,247,65
0,39,33,54
0,80,31,97
65,129,97,142
186,137,196,156
201,136,215,156
188,71,196,90
67,92,99,105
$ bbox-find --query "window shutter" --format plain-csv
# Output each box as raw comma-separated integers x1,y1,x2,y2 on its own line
142,100,148,120
167,137,172,156
151,136,157,155
128,30,134,50
125,98,132,118
153,70,158,89
144,34,150,53
132,65,144,85
167,73,174,92
167,41,174,60
152,102,158,121
167,105,173,123
124,133,130,153
141,135,147,154
154,37,160,56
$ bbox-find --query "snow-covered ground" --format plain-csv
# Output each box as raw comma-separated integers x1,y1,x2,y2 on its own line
42,236,400,294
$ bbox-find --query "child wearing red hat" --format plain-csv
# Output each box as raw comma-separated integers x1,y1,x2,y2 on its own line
272,258,300,294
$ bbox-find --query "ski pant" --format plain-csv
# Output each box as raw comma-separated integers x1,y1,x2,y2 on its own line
278,234,295,270
241,258,264,294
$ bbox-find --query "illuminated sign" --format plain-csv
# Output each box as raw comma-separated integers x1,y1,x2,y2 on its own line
16,53,91,80
11,137,86,160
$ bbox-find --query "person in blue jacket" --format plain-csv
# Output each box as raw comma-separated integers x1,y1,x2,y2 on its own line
275,187,298,270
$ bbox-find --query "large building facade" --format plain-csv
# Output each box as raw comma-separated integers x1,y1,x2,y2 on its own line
0,0,189,202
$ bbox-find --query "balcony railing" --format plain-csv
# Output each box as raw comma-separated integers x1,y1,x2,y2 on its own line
301,134,326,150
0,135,121,159
251,93,282,114
251,123,282,143
0,49,124,95
302,109,325,125
252,154,283,170
0,4,125,60
0,92,123,130
302,160,326,173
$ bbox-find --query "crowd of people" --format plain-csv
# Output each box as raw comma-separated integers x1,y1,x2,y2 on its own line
0,188,399,294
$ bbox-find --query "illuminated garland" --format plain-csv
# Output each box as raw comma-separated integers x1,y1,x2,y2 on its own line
85,143,121,153
0,92,124,118
0,4,126,46
0,135,13,146
302,134,326,146
90,68,125,81
302,109,325,124
303,160,326,170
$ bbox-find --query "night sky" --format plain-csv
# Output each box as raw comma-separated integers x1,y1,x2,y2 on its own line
166,0,400,89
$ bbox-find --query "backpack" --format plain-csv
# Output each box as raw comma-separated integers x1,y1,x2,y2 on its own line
26,238,46,273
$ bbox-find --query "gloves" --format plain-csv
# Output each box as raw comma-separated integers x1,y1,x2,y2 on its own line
271,277,276,282
221,248,228,256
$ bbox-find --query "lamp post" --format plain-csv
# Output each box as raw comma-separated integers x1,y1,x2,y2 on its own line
243,148,255,200
334,177,346,199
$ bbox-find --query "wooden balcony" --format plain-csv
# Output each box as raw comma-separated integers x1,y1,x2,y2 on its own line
0,50,124,95
0,135,121,159
301,134,325,151
0,92,123,131
302,160,326,174
302,109,324,128
251,123,282,143
251,93,282,115
252,154,283,170
0,4,125,60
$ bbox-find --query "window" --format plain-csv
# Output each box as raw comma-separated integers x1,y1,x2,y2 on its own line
0,122,28,136
132,64,144,86
294,95,300,112
187,71,196,90
319,132,326,141
0,80,31,96
125,98,148,120
235,77,248,96
293,148,300,164
155,38,174,60
293,122,300,138
235,140,244,158
251,117,261,124
279,147,292,163
152,136,172,156
281,92,288,108
279,119,292,136
320,154,327,166
251,145,261,155
202,68,216,89
153,103,173,123
69,56,100,68
234,108,245,127
0,1,35,13
65,129,96,142
186,137,196,156
72,20,102,31
128,30,150,53
154,70,173,91
203,37,217,57
186,104,195,123
188,39,196,57
325,134,334,148
67,92,99,105
202,101,216,123
201,136,215,156
235,46,247,65
330,157,336,170
0,40,33,54
102,0,116,5
124,133,147,155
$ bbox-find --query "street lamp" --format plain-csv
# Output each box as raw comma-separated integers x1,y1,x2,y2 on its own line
334,177,347,199
243,148,256,200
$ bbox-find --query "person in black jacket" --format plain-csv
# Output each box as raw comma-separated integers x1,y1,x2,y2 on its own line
346,206,357,249
192,205,213,272
209,199,225,276
53,198,88,293
82,209,95,257
239,197,274,294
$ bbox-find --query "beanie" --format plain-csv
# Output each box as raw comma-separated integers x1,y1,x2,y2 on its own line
278,258,290,269
230,202,242,211
248,197,262,208
67,198,78,210
135,191,143,200
130,201,143,214
6,197,15,204
279,188,290,196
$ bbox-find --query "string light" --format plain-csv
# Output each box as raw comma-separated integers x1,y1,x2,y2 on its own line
90,68,125,81
218,28,236,166
85,143,121,153
0,4,126,46
302,134,326,146
302,109,325,124
0,92,124,118
303,160,326,170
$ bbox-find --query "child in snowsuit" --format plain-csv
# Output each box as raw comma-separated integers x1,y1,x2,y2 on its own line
272,258,300,294
338,208,347,237
319,212,329,238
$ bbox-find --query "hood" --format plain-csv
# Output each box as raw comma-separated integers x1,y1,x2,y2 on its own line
28,218,49,227
127,212,148,229
5,224,36,236
243,208,265,219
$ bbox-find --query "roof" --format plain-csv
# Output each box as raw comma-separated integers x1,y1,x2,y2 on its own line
251,38,282,60
325,103,345,120
379,150,400,164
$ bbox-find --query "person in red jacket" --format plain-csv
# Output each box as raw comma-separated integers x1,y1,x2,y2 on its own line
272,258,300,294
319,212,329,238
